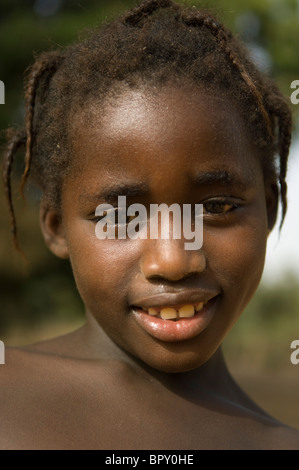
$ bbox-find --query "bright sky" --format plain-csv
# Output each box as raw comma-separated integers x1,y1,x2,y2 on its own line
263,137,299,283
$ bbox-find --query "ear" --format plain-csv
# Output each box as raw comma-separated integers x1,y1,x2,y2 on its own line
40,204,69,259
265,182,279,233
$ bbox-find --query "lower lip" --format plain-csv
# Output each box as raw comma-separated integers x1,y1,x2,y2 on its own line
132,298,218,343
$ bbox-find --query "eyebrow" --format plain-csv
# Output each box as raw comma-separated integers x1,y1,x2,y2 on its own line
191,170,255,190
79,170,254,205
78,182,149,204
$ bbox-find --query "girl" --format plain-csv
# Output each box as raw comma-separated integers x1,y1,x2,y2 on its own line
1,0,299,450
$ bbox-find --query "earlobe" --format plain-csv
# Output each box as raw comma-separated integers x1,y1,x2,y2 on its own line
40,205,69,259
266,183,279,233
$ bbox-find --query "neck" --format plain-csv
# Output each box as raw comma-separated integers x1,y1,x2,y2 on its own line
81,311,263,416
82,310,236,398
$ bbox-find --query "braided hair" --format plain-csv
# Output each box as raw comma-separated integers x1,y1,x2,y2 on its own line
2,0,292,249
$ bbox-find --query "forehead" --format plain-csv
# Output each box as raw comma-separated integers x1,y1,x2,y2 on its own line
69,84,260,185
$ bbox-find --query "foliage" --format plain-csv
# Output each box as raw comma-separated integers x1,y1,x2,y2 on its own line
224,272,299,369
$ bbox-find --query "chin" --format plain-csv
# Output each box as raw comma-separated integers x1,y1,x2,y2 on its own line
135,345,214,374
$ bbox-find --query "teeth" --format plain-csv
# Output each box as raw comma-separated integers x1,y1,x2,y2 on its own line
142,302,206,320
178,304,195,318
195,302,204,312
148,308,159,316
160,308,177,320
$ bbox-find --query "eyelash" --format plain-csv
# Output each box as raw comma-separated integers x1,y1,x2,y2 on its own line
91,198,241,225
202,198,240,216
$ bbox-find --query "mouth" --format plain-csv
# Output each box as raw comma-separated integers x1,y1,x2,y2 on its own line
134,302,206,320
131,293,219,343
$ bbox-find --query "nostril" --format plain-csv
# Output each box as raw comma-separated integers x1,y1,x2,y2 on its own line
140,245,207,281
142,269,205,283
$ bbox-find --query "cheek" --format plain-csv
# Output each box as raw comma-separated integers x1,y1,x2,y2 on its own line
66,222,139,308
205,213,268,308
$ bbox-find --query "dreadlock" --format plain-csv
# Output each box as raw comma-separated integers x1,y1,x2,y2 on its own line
2,0,292,249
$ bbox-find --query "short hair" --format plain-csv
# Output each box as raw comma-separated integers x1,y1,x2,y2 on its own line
2,0,292,249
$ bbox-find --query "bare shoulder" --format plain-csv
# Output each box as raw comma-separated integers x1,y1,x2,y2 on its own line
0,337,123,450
249,406,299,449
0,327,93,390
224,379,299,450
0,327,121,397
264,423,299,450
0,339,298,450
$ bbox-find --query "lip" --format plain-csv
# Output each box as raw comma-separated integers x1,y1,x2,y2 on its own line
131,290,219,311
131,290,220,343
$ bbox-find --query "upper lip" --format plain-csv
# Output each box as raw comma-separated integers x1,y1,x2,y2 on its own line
131,289,220,310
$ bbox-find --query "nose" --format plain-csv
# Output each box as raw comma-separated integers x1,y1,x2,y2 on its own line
140,238,206,282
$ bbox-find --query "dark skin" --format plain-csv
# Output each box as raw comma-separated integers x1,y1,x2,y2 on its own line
1,85,299,449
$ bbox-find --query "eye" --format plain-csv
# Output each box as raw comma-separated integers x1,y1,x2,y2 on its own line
203,199,239,215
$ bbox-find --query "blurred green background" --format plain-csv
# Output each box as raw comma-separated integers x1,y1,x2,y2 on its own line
1,0,299,429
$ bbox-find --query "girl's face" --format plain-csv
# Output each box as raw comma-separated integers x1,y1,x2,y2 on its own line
53,85,274,372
